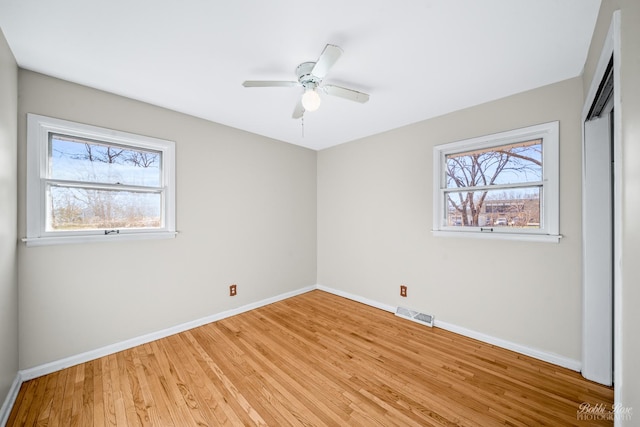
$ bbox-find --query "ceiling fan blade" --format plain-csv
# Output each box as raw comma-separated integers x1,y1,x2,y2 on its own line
311,44,343,79
242,81,299,88
292,100,305,119
323,85,370,103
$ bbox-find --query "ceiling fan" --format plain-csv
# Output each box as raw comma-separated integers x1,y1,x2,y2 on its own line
242,44,370,119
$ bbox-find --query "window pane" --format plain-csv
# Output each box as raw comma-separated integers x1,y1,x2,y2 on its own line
48,186,161,231
445,187,540,228
445,139,542,188
50,134,161,187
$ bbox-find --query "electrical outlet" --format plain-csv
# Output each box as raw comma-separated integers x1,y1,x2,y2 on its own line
400,285,407,297
230,284,237,296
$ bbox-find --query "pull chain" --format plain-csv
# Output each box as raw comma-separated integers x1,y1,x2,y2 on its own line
301,115,305,138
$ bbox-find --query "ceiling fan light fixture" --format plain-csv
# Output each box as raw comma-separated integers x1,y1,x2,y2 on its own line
301,87,321,112
242,44,369,120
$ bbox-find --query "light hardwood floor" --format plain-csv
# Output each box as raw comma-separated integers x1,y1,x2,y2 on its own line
8,290,613,426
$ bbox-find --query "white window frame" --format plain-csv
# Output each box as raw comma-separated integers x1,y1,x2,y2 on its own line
432,121,561,243
25,114,176,246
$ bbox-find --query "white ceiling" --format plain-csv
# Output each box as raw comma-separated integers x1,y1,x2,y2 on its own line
0,1,601,150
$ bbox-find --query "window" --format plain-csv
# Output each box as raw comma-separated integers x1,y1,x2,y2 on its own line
25,114,176,246
432,121,560,242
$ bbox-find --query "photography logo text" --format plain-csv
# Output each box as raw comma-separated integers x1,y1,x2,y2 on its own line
577,402,632,421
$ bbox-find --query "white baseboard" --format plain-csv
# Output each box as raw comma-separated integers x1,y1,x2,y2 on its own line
434,320,581,372
20,285,316,382
315,284,582,372
315,284,396,313
0,372,23,427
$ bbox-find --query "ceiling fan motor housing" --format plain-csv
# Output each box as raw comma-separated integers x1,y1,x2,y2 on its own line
296,62,319,88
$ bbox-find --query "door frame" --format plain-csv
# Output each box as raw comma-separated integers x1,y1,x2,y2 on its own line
581,11,621,389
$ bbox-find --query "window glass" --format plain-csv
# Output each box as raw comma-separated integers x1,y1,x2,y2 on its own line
444,138,542,229
445,188,541,228
50,134,161,187
445,139,542,188
47,186,162,231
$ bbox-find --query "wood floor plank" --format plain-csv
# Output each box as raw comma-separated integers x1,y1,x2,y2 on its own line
190,327,297,426
182,331,257,425
115,350,141,426
101,354,118,426
187,327,270,426
135,343,179,426
69,363,85,426
6,377,38,426
221,313,351,425
34,369,59,426
46,364,69,427
7,290,614,426
92,356,106,426
80,359,95,426
129,346,163,426
168,332,240,425
146,340,202,426
18,375,46,426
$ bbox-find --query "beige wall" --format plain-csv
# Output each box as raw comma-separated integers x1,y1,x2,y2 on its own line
584,0,640,420
318,77,585,361
17,71,317,369
0,29,18,407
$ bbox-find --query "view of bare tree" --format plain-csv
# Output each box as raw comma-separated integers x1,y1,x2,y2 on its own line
446,140,542,227
49,136,161,231
127,151,157,168
81,143,125,164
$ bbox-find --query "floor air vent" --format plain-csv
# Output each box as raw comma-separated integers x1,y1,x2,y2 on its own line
395,307,434,327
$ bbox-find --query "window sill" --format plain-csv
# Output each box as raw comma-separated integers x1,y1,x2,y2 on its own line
22,231,178,247
431,230,562,243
